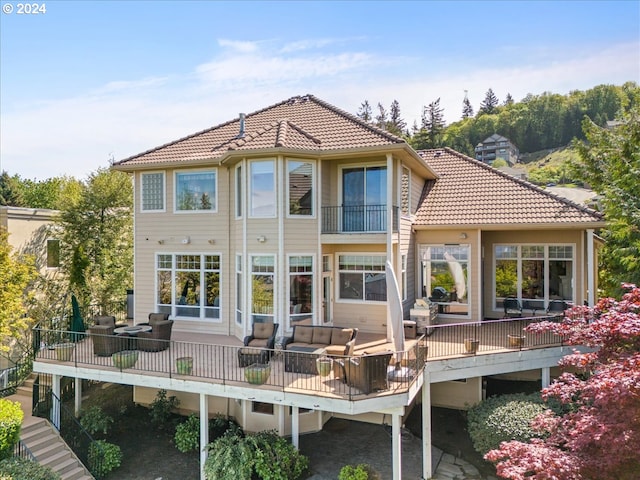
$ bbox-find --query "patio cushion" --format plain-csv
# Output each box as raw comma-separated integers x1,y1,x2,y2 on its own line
94,316,116,327
253,322,273,340
293,326,314,343
247,338,269,348
331,328,354,346
149,313,170,325
312,327,332,345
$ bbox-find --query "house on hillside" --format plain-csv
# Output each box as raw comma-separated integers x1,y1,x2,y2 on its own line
475,133,520,165
34,95,605,480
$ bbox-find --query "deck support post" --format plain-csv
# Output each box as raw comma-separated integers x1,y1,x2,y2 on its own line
292,406,300,449
52,374,61,430
74,377,82,417
587,229,595,306
200,393,209,480
423,371,432,479
392,412,402,480
541,367,551,388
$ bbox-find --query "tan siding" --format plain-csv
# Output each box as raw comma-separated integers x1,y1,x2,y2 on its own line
431,378,482,410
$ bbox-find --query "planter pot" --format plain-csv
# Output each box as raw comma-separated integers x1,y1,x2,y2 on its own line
316,357,333,377
244,363,271,385
464,339,479,354
176,356,193,375
54,343,75,361
112,350,139,369
508,334,525,348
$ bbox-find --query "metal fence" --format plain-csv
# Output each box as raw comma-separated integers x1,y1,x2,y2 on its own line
321,205,399,234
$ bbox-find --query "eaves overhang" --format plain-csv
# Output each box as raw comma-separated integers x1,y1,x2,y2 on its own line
411,221,607,231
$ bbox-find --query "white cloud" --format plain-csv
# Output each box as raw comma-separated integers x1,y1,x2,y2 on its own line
217,39,259,53
1,39,637,180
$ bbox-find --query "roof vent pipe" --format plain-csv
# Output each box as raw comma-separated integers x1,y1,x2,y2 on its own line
237,113,246,138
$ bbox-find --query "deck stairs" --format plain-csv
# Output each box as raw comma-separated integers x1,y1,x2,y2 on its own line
7,374,94,480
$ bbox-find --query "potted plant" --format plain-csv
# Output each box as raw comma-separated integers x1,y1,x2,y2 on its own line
508,334,525,348
316,356,333,377
112,350,139,370
54,343,76,361
464,338,479,354
176,356,193,375
244,363,271,385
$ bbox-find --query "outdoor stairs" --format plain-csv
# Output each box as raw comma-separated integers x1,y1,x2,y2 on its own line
7,373,94,480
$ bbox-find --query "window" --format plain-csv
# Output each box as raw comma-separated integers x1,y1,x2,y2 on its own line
46,239,60,268
235,164,243,218
251,255,274,323
250,160,275,217
289,256,313,327
175,170,217,212
401,254,407,301
338,254,386,302
156,254,221,320
236,254,242,325
341,166,386,232
420,245,469,316
494,244,574,310
288,160,313,216
401,167,410,216
252,402,274,415
141,172,165,211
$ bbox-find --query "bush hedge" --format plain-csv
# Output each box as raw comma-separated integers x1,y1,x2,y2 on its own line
0,457,61,480
0,399,23,461
467,392,549,455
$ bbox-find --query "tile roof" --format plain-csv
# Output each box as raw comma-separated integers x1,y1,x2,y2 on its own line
414,148,604,227
113,95,405,168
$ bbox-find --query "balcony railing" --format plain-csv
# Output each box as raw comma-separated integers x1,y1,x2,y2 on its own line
321,205,399,234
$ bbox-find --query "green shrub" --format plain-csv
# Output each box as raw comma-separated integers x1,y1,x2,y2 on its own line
0,457,61,480
467,392,549,455
209,414,241,439
87,440,122,479
338,464,381,480
204,431,253,480
0,399,23,461
149,389,180,430
174,414,200,453
252,430,309,480
80,405,113,437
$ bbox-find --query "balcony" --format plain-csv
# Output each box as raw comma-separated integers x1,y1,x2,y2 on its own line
321,205,399,234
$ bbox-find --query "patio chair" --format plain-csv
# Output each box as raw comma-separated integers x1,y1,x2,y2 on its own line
238,322,279,367
503,297,523,318
93,315,127,329
89,324,131,356
546,300,569,319
136,319,174,352
337,351,393,395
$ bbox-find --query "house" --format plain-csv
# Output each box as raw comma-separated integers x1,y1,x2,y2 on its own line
0,206,60,273
33,95,605,480
475,133,520,165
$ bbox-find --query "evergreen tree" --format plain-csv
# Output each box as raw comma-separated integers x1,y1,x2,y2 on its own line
375,102,388,130
356,100,373,123
0,172,25,207
388,100,407,136
414,98,445,149
462,95,474,119
480,88,499,114
504,93,514,106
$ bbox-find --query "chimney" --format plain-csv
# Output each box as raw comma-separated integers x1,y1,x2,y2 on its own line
237,113,246,138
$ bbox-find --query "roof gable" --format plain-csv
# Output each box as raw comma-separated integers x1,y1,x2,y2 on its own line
414,148,604,227
113,95,405,168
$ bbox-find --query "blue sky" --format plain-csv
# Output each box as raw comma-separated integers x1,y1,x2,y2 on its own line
1,0,638,180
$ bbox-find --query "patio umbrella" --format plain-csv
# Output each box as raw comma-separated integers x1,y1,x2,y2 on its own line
444,251,466,301
69,294,86,342
385,260,410,381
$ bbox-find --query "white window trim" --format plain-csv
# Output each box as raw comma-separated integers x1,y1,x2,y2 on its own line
173,168,218,214
249,159,277,218
236,253,243,325
285,158,316,219
335,252,387,304
140,171,166,213
338,162,387,208
287,253,315,330
235,163,243,219
155,252,222,323
492,243,576,310
250,254,276,320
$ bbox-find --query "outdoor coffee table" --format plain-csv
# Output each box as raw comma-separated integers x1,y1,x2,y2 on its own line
113,325,152,336
284,346,327,374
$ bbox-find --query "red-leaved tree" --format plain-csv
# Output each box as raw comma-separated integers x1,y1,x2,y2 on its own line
485,284,640,480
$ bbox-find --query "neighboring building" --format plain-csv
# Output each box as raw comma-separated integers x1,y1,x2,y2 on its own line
475,133,520,165
35,95,605,479
0,206,60,273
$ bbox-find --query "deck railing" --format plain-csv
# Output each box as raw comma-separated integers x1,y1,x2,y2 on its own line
33,328,427,400
321,205,399,234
